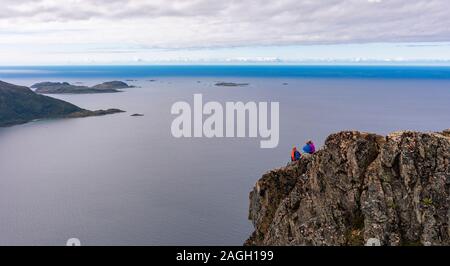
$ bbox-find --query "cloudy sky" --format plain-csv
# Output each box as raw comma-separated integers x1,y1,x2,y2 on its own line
1,0,450,65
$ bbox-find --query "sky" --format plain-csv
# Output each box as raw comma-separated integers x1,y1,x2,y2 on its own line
1,0,450,65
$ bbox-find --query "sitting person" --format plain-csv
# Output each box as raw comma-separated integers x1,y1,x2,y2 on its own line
291,146,301,162
302,140,316,154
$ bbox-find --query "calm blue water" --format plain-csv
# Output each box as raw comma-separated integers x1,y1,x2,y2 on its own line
0,66,449,245
2,65,450,79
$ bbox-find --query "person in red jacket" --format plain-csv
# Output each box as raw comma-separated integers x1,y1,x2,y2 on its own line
291,146,301,161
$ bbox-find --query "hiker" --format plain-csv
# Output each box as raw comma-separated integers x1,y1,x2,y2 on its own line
302,140,315,154
291,146,301,162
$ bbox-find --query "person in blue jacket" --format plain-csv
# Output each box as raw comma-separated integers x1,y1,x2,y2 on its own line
302,140,316,154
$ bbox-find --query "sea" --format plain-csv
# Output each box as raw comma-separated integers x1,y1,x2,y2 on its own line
0,65,449,245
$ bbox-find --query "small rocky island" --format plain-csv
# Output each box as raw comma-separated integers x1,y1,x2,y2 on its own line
246,129,450,246
31,81,134,94
0,80,124,127
215,82,249,87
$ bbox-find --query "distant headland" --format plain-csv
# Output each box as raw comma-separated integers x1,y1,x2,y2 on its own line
31,81,134,94
0,80,124,127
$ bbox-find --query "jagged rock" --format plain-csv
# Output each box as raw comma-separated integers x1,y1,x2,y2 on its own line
246,156,312,245
246,130,450,246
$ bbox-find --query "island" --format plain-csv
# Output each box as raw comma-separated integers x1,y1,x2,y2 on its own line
31,81,134,94
130,113,144,117
92,81,134,90
214,82,249,87
0,80,125,127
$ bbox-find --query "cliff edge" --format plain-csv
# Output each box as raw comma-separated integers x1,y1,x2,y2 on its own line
246,129,450,246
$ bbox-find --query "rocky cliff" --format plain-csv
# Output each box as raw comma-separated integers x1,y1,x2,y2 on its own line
246,129,450,246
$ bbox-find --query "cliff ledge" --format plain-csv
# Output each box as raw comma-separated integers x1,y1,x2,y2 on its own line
246,129,450,246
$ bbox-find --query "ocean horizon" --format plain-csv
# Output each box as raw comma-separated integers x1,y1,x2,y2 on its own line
2,65,450,80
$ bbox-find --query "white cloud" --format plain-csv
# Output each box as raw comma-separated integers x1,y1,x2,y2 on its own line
0,0,450,64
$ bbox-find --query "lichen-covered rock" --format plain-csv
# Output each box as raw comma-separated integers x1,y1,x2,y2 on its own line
245,156,312,245
246,130,450,246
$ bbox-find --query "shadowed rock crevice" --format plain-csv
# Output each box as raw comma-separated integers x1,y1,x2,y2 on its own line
246,130,450,246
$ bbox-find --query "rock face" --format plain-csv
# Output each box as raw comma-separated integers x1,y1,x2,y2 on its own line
0,80,124,127
31,81,133,94
246,130,450,246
